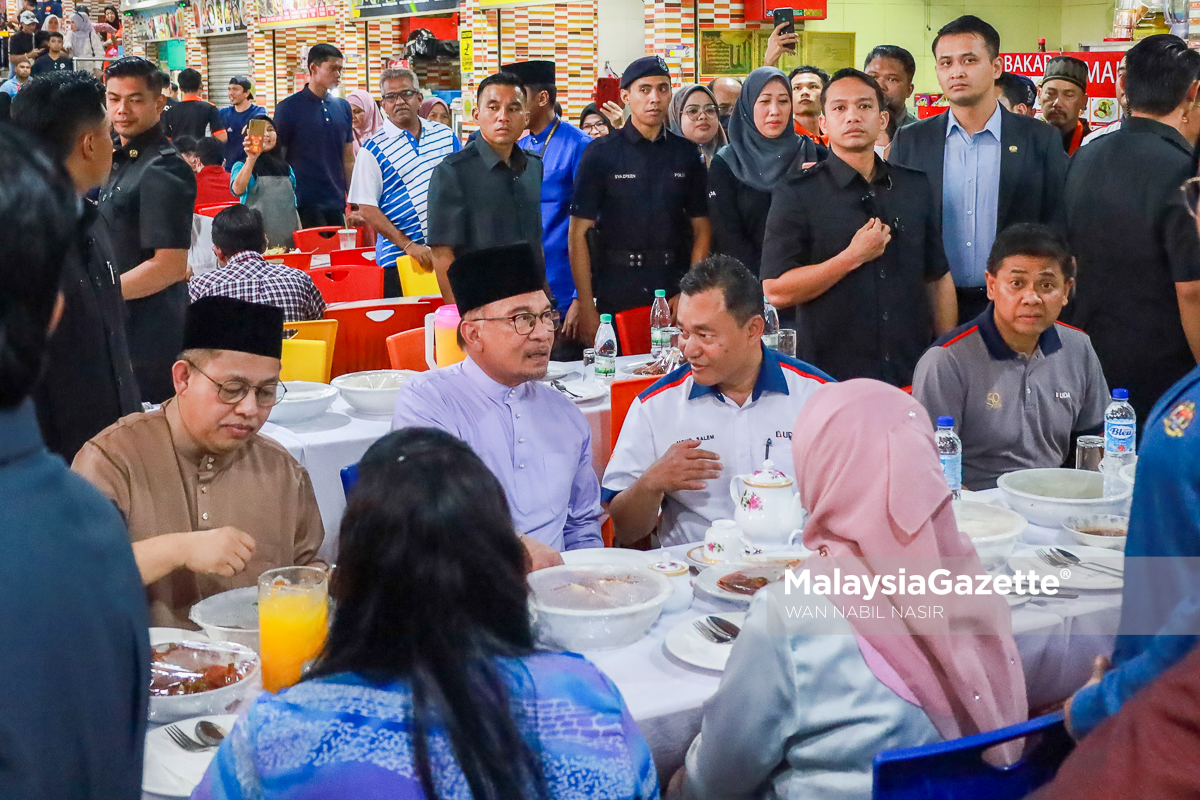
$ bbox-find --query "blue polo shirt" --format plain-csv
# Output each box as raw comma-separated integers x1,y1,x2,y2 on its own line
272,86,353,211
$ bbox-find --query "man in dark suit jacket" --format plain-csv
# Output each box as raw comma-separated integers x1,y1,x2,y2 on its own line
890,14,1068,321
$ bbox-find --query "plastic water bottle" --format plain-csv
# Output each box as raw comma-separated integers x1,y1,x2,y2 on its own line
762,296,780,349
935,416,962,500
650,289,672,358
1101,388,1137,496
594,314,618,384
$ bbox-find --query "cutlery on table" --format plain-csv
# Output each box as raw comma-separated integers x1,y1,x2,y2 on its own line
164,724,213,752
1036,548,1123,579
551,380,580,398
693,618,734,644
706,616,742,639
1051,547,1124,577
194,720,227,747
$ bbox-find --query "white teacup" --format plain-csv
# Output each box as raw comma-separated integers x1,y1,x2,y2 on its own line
704,519,748,563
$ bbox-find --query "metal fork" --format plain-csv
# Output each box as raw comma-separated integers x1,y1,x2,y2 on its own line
551,379,581,398
1051,546,1125,577
164,724,212,752
693,618,734,644
1036,548,1123,578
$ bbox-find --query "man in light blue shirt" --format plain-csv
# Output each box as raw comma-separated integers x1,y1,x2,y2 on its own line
890,15,1068,323
392,243,602,559
943,103,1001,291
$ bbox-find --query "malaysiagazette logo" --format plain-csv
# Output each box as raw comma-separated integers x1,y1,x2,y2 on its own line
784,567,1061,599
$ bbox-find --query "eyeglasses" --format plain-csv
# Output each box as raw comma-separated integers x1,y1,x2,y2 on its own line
471,310,561,336
186,361,286,407
581,120,608,132
1182,176,1200,218
382,90,420,102
682,104,719,120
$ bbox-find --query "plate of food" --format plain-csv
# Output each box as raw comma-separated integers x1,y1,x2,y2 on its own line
143,713,239,797
149,639,260,724
694,558,804,605
664,612,746,672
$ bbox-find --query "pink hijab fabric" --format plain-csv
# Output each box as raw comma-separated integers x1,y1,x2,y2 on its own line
792,379,1027,758
347,90,384,153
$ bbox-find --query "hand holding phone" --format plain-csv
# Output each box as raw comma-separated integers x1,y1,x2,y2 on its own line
772,7,796,50
246,118,266,155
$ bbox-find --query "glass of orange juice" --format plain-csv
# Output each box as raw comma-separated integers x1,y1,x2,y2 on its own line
257,566,329,693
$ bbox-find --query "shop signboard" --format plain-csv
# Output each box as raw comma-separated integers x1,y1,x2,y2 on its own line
351,0,458,19
478,0,560,7
1001,51,1124,127
257,0,337,28
195,0,247,34
135,5,188,41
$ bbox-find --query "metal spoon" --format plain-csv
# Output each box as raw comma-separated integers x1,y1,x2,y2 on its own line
194,720,227,748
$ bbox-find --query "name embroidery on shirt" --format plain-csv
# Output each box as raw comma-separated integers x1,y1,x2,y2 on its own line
986,392,1002,410
615,173,637,179
674,172,686,178
677,434,715,443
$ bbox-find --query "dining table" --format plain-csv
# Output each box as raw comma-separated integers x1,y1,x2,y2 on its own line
142,494,1123,797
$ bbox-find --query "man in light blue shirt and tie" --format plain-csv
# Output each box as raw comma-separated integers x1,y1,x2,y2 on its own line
890,15,1067,322
392,242,603,567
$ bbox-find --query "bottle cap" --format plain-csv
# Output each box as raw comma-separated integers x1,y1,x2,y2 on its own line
1112,388,1128,400
936,415,954,427
655,289,666,297
600,313,613,323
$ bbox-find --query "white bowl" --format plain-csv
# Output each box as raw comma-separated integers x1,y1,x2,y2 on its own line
331,369,414,416
997,468,1132,529
560,548,653,568
189,587,259,652
149,638,260,724
1064,514,1129,551
952,500,1026,567
528,564,672,651
267,381,338,426
1119,461,1137,487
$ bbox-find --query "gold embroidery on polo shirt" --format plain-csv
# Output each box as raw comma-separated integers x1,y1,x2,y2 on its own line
986,392,1002,410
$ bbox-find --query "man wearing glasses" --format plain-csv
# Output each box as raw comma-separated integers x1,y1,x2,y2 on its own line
393,243,604,564
73,296,326,628
348,68,459,297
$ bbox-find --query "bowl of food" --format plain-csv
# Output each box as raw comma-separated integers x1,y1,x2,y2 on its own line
149,639,260,723
189,587,259,651
1064,514,1129,550
952,500,1026,567
331,369,413,417
528,564,672,651
997,468,1132,529
267,380,338,426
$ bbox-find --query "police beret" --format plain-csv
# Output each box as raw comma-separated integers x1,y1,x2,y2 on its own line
448,242,547,316
501,60,557,87
183,296,284,360
1042,56,1088,91
620,55,671,90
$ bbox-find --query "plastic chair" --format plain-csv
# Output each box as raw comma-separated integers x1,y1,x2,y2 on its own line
325,296,443,377
283,319,338,383
294,226,350,254
385,328,430,371
196,201,240,218
279,338,328,383
306,263,384,304
614,306,653,356
266,250,315,271
609,376,659,452
396,253,441,297
872,712,1074,800
329,246,376,267
340,463,359,499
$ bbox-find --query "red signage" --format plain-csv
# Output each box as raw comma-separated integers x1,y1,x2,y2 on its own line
743,0,828,22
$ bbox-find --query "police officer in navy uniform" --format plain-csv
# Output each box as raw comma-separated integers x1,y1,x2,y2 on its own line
99,57,197,404
564,55,711,345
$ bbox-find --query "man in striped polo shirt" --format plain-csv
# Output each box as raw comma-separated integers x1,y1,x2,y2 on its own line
913,224,1109,490
348,68,459,295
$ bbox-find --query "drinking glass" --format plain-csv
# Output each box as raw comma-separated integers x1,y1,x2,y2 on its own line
777,329,797,357
258,566,329,693
1076,435,1105,471
582,347,596,384
337,228,357,250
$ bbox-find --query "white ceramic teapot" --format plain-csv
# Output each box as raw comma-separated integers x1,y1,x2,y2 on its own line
729,459,806,547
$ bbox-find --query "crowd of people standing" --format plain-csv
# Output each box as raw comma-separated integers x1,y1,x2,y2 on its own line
5,9,1200,800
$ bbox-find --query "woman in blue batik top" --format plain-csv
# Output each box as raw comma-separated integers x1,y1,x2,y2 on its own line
192,427,659,800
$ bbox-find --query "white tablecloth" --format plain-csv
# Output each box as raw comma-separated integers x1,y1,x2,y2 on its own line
259,358,637,562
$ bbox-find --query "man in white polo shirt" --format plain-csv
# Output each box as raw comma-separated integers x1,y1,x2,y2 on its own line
348,68,459,295
603,256,834,547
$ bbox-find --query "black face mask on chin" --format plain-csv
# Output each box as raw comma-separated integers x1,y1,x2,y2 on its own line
718,114,732,134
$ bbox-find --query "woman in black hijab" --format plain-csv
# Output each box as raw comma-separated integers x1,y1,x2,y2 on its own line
708,66,823,275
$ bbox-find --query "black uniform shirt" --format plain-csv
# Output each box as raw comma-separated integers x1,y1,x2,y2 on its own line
33,202,141,461
760,153,949,387
426,135,545,272
98,124,196,404
1064,116,1200,423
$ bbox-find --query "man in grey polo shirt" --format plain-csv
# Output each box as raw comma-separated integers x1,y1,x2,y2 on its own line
913,223,1109,489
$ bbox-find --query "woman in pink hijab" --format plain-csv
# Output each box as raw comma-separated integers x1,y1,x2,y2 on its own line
347,89,383,153
678,380,1027,800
